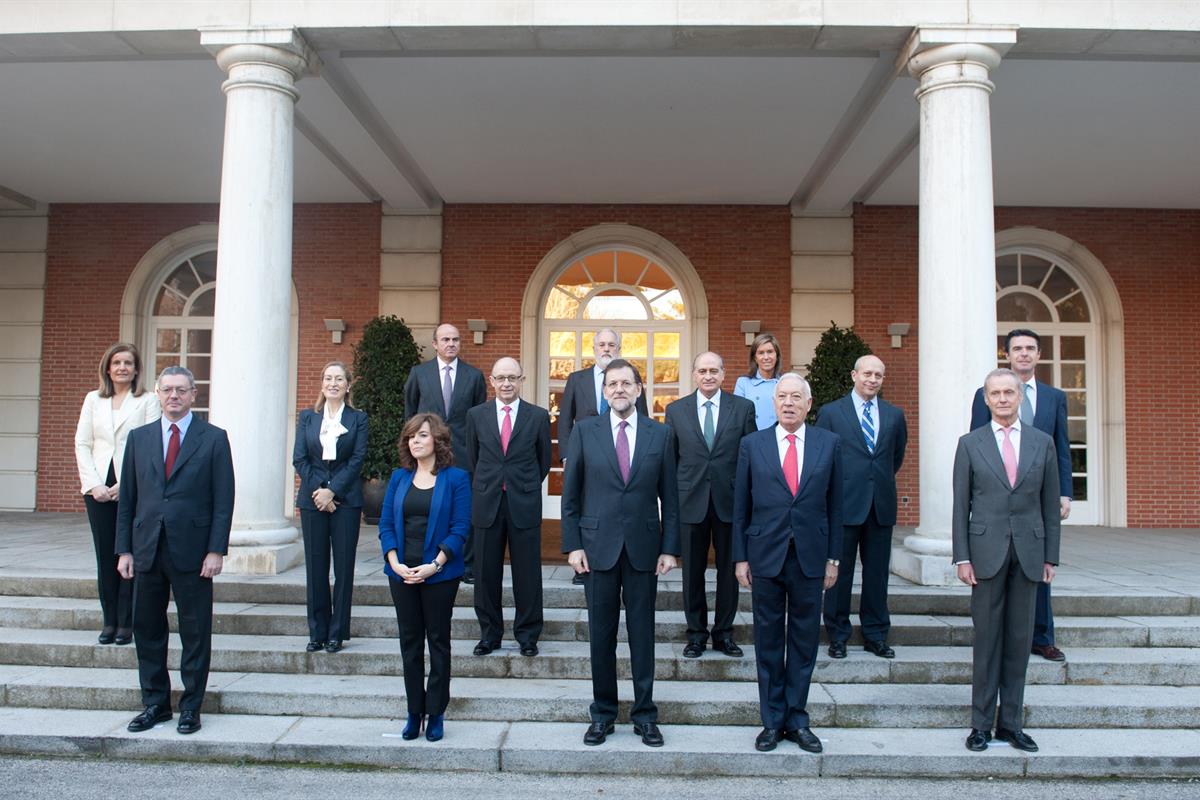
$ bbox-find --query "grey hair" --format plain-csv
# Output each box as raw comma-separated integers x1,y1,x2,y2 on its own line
595,327,622,348
692,351,724,370
777,371,811,400
157,365,196,389
984,367,1023,394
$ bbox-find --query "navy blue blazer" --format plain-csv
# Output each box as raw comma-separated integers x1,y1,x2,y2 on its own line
116,417,235,573
378,466,471,585
292,407,368,510
815,393,907,526
970,380,1072,498
731,425,843,580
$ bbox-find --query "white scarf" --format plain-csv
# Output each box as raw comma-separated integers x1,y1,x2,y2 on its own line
319,403,348,460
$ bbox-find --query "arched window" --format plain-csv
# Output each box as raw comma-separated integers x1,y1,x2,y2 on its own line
148,249,216,418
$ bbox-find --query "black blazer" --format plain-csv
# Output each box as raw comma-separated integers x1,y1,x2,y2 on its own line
404,358,488,467
815,393,907,526
464,400,552,529
557,366,649,461
560,413,681,572
292,407,369,510
116,417,235,573
664,390,757,524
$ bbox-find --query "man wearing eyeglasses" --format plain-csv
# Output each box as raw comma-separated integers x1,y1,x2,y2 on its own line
464,358,552,658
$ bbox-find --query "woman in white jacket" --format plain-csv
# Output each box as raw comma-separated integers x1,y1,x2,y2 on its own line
75,343,160,645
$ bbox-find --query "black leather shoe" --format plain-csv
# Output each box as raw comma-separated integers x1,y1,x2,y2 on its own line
306,641,325,653
713,639,744,658
571,573,586,586
127,704,172,732
633,722,664,747
786,726,823,753
177,710,201,735
755,728,782,752
519,643,539,657
965,728,991,751
114,629,133,646
98,628,116,645
864,639,895,659
473,640,500,656
682,641,705,659
462,572,475,585
828,640,847,659
325,640,343,653
995,727,1039,752
583,721,614,746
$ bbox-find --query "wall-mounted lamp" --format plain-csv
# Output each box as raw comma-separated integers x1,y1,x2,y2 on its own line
887,322,911,349
324,318,346,344
467,318,489,345
740,320,762,346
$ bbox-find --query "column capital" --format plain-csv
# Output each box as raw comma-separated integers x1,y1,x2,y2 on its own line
201,27,318,84
902,25,1017,83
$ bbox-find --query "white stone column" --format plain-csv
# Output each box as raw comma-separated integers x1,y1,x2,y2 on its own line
891,27,1016,586
202,29,315,574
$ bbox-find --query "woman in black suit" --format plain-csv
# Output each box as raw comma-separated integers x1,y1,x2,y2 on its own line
293,361,368,654
378,412,471,743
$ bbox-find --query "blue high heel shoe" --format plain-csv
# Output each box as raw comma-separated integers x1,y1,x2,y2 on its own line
425,714,444,742
401,714,423,740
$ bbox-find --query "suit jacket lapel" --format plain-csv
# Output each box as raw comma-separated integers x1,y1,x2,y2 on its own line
624,415,655,485
1013,425,1037,490
1034,380,1053,432
450,363,473,410
683,391,706,444
758,430,792,497
149,421,166,481
974,426,1012,490
795,430,820,499
425,471,448,549
711,391,735,444
166,417,205,482
838,395,870,456
507,403,530,453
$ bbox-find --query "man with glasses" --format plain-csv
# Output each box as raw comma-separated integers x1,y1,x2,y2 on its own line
464,358,552,657
116,365,235,736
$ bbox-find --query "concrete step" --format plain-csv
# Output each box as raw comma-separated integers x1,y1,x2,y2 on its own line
2,707,1197,777
3,595,1199,648
3,665,1199,728
3,626,1199,686
3,572,1198,616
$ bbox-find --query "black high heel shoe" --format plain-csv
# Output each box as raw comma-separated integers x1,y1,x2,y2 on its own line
305,641,325,652
98,628,116,645
401,714,424,740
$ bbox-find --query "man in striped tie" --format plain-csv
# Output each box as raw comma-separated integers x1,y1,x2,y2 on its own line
816,354,908,659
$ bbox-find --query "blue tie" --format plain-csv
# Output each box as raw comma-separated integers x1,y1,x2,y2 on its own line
861,401,876,453
597,371,609,415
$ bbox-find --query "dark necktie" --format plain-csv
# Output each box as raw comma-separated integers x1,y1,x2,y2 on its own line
442,365,453,417
165,423,181,478
702,400,715,450
616,420,631,484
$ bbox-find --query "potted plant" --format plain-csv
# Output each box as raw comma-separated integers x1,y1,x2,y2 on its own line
352,315,423,523
804,322,871,424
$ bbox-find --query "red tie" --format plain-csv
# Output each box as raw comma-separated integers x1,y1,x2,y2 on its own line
783,433,799,496
500,406,512,454
165,423,181,478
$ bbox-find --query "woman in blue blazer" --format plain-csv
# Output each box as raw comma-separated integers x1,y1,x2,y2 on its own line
293,361,368,654
378,412,471,743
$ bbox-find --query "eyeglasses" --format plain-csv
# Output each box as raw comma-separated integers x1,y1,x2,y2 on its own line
158,386,195,396
490,375,524,383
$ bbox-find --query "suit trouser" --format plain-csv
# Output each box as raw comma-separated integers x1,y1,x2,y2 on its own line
970,540,1038,731
83,463,132,631
751,542,823,730
389,576,460,717
473,492,544,647
681,500,737,645
300,506,362,642
584,549,658,725
823,504,893,644
1033,581,1055,647
133,533,214,712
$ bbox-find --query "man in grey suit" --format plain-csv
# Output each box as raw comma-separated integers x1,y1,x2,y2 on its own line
404,323,488,581
561,358,680,748
953,368,1061,754
665,351,756,659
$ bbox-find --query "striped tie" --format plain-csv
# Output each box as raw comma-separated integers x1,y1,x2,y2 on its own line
861,401,876,453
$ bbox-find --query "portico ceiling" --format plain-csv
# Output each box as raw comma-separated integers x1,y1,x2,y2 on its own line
1,19,1198,211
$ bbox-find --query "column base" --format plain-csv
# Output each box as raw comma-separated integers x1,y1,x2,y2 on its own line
224,540,305,575
891,534,957,586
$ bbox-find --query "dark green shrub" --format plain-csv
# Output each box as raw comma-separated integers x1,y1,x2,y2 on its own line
352,316,423,480
804,322,870,423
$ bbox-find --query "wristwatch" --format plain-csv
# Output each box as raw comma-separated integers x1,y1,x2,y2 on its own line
827,559,840,567
430,561,443,573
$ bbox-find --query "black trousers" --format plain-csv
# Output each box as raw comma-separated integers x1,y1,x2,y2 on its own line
681,500,737,645
83,462,132,630
584,548,658,726
473,492,543,647
300,506,362,642
389,576,460,717
823,504,893,644
133,533,214,712
751,543,823,730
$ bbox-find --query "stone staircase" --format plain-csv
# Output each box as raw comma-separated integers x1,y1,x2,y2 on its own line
1,571,1199,777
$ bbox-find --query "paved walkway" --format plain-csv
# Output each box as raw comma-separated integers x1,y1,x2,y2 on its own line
1,512,1198,596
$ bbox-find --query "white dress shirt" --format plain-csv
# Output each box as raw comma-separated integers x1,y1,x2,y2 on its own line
696,389,720,429
775,422,805,476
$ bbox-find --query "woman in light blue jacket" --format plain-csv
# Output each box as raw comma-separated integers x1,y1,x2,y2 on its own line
734,332,783,430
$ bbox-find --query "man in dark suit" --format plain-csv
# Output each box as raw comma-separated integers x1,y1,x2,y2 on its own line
561,358,680,748
465,357,552,658
405,323,488,581
116,366,234,736
733,373,842,754
817,354,908,659
665,351,756,659
970,328,1071,663
955,368,1061,754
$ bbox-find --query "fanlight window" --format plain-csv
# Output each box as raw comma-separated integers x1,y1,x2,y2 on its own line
544,249,685,321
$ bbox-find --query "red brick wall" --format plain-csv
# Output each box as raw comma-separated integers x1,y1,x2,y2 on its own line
440,204,793,397
853,204,1200,527
37,203,380,512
